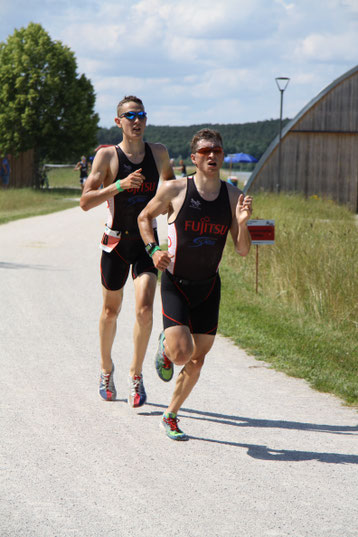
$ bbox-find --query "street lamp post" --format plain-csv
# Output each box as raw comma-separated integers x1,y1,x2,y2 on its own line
275,76,290,193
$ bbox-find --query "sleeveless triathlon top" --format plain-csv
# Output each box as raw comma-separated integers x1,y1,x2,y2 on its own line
106,143,159,232
79,161,88,178
167,177,232,280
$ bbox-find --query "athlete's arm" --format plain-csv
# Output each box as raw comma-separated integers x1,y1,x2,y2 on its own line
149,143,176,182
138,180,181,271
79,147,145,212
228,186,253,256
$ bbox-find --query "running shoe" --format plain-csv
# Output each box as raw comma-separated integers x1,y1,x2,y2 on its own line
160,412,188,441
128,374,147,408
99,365,116,401
155,331,173,382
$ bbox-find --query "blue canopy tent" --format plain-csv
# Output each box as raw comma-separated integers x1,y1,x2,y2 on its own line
224,153,258,186
224,152,258,181
224,152,258,164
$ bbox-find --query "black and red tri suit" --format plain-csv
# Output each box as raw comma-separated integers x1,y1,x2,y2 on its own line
162,176,232,334
100,143,160,290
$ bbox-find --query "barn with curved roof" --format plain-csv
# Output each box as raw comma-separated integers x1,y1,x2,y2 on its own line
244,65,358,212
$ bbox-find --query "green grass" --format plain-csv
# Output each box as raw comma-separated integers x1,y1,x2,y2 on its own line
219,192,358,406
0,168,81,224
44,166,81,188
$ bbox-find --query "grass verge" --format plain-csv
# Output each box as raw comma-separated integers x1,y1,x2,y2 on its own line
220,264,358,405
219,193,358,406
0,188,80,225
0,168,81,225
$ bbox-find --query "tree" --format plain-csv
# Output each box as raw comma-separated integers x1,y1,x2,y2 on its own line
0,22,99,185
97,120,291,163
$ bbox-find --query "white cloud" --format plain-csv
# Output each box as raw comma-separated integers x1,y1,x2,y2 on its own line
293,72,317,85
1,0,357,127
340,0,358,13
295,31,358,62
274,0,295,10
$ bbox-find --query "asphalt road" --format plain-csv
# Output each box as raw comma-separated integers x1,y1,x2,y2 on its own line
1,204,358,537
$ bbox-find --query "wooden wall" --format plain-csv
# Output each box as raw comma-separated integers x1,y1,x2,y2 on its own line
297,73,358,132
1,149,35,188
252,132,358,210
247,67,358,212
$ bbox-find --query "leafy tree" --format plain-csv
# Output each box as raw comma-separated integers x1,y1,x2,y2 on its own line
0,22,99,185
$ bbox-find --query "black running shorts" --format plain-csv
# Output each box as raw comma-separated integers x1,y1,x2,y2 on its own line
100,230,159,291
161,270,221,335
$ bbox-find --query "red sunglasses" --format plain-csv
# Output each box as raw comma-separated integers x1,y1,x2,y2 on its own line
195,146,223,155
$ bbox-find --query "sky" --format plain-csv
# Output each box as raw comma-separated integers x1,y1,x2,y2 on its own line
1,0,358,128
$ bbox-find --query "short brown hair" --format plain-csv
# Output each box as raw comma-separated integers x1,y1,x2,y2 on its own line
117,96,144,117
190,129,223,154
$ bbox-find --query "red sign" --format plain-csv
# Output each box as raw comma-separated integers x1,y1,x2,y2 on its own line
247,220,275,244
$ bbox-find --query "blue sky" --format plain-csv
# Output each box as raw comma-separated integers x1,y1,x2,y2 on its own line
1,0,357,127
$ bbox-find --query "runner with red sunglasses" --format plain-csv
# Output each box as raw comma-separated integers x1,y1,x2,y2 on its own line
138,128,253,440
80,96,175,408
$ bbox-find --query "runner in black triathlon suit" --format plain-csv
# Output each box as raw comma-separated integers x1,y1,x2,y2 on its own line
74,156,90,191
80,96,174,408
138,128,253,440
161,175,231,335
100,143,161,291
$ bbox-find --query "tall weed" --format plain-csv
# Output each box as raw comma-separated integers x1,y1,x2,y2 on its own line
220,193,358,404
228,193,358,329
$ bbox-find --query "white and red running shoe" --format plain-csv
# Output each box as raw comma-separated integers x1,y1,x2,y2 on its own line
99,365,117,401
128,374,147,408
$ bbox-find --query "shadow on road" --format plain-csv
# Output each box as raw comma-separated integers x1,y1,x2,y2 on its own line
142,402,358,436
189,437,358,464
140,402,358,464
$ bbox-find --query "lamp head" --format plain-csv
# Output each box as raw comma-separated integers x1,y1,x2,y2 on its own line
275,77,290,91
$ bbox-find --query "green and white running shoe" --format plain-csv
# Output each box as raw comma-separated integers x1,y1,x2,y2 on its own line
160,412,189,441
155,331,173,382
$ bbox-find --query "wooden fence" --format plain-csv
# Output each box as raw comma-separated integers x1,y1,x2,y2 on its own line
1,149,35,188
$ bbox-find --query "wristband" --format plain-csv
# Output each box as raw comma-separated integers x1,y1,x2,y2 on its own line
115,180,124,193
145,243,161,257
149,246,161,257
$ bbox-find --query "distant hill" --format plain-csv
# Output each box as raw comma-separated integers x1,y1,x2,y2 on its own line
97,118,291,162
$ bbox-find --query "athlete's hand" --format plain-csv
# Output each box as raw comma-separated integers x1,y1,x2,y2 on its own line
236,194,253,225
120,168,145,190
152,250,172,271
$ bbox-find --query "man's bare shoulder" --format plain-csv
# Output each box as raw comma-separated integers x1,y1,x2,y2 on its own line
225,181,243,200
95,145,117,162
147,141,167,151
146,141,170,158
157,176,185,198
164,176,186,191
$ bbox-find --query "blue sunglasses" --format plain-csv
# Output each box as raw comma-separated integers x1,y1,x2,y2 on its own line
119,111,147,121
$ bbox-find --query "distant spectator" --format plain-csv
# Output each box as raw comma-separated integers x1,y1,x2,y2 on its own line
179,159,186,177
1,154,11,188
40,165,49,189
74,155,91,191
227,177,238,187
